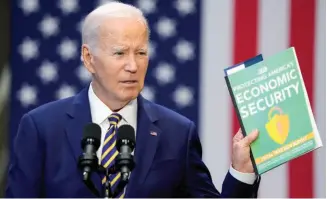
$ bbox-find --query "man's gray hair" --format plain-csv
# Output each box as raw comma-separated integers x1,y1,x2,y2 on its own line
81,1,150,53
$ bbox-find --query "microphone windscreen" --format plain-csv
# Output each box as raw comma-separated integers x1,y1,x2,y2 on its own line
117,124,136,143
82,123,101,148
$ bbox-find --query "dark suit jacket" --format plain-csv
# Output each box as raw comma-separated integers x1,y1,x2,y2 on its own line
5,86,260,197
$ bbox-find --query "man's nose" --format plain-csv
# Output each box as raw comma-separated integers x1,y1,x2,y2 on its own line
125,55,137,73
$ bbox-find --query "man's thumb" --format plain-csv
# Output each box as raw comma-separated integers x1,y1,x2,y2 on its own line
242,129,259,146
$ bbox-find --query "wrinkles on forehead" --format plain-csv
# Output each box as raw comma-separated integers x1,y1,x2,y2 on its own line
97,17,149,52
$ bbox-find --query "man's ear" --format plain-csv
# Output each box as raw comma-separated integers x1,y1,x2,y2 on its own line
81,44,96,74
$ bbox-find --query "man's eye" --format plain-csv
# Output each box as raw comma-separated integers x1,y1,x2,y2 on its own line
138,51,147,56
114,51,124,55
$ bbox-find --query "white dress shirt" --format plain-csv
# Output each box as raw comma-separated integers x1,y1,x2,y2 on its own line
88,84,138,163
87,83,256,185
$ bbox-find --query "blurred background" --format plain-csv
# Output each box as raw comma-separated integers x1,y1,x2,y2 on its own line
0,0,325,198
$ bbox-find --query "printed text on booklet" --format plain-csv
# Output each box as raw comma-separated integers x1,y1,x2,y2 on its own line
232,62,300,119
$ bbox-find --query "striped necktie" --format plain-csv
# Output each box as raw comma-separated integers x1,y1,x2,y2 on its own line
101,112,124,198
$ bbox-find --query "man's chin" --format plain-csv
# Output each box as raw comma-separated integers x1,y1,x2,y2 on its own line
118,92,139,102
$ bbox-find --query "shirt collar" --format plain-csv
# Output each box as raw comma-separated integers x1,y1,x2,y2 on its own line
88,83,138,129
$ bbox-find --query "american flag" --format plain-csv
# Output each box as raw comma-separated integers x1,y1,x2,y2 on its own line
9,0,326,198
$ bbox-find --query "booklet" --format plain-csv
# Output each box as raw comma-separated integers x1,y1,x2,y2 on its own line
224,47,323,175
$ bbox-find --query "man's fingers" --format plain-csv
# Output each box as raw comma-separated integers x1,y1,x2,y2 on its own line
233,128,244,142
241,129,259,146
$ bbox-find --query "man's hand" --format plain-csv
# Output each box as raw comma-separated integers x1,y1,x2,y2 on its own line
232,128,259,173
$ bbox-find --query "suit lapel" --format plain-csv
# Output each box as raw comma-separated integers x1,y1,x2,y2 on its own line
65,87,102,195
126,96,161,194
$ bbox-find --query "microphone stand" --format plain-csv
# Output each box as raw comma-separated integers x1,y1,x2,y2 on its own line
98,165,114,199
104,169,113,199
83,176,101,197
98,165,130,198
78,152,100,197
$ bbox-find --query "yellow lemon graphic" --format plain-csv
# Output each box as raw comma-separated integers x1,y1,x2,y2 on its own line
265,106,290,144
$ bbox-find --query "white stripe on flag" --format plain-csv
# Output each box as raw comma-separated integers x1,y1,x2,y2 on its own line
314,0,326,197
257,0,290,197
200,0,233,190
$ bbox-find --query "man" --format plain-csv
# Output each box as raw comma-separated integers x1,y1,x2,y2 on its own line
6,2,260,198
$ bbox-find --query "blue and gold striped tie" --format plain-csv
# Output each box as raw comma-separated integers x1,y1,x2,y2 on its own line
101,112,124,198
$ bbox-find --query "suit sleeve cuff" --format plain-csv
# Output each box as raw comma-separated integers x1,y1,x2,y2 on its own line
229,165,256,185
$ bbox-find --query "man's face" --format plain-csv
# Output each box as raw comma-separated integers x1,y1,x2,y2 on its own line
85,17,149,104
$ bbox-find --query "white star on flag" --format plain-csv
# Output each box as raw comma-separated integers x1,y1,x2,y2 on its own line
18,37,39,62
19,0,39,15
56,84,77,100
155,17,177,39
137,0,157,15
37,61,58,84
57,38,78,61
154,62,175,85
76,65,92,84
58,0,79,15
141,85,155,102
17,84,38,107
173,39,195,62
173,85,194,108
38,15,60,38
174,0,196,16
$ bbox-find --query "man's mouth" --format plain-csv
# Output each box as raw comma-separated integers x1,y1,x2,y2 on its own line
121,80,137,84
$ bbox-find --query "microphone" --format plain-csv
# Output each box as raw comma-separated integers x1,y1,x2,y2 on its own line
78,123,101,182
115,124,136,182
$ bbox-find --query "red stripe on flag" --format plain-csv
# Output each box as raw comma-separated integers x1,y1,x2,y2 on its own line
232,0,258,135
289,0,316,197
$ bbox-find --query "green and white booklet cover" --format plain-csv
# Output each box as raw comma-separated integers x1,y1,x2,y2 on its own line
224,47,323,175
